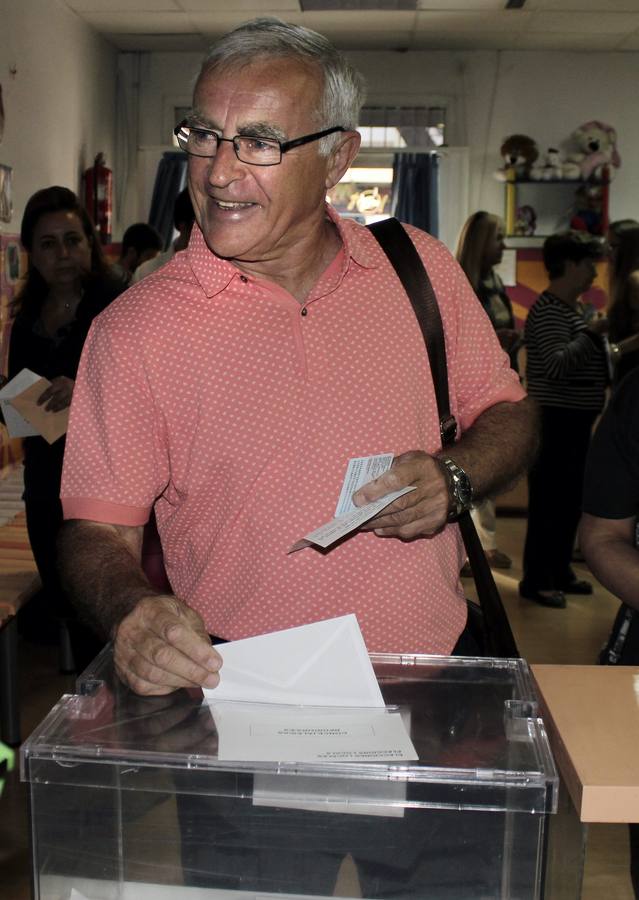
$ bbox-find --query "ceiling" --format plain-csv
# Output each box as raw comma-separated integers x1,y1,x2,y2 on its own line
60,0,639,53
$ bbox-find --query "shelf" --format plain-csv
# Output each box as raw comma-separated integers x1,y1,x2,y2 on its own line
504,178,610,242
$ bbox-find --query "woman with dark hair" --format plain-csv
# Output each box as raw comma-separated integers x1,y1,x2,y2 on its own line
7,185,122,659
456,211,520,571
607,219,639,382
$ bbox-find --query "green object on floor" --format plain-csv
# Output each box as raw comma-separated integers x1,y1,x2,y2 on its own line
0,741,15,796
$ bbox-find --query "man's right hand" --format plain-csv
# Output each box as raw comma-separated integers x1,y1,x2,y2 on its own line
113,595,223,696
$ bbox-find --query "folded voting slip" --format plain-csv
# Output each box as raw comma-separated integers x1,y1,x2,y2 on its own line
10,378,69,444
0,368,41,438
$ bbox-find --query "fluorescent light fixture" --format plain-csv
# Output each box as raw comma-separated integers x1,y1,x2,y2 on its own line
300,1,417,10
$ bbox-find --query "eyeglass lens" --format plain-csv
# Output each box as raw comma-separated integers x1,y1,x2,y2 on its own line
177,127,281,165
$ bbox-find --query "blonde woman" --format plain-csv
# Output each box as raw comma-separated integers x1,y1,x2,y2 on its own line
456,211,520,570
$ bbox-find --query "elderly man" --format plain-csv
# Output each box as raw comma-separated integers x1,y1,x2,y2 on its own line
59,18,534,696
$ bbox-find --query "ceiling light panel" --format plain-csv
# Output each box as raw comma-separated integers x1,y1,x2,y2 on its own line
63,0,181,9
416,0,505,8
415,10,532,32
300,1,417,11
531,0,639,10
177,0,299,10
530,10,639,32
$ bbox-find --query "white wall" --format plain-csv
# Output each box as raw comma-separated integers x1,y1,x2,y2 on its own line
0,0,118,237
134,46,639,231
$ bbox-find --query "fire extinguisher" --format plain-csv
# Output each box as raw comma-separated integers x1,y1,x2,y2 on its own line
83,152,113,244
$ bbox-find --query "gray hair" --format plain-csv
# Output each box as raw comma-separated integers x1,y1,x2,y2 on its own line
198,17,366,155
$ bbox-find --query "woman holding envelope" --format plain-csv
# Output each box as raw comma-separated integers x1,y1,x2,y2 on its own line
7,186,122,654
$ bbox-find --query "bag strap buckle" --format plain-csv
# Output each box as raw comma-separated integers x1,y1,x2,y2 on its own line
440,415,458,447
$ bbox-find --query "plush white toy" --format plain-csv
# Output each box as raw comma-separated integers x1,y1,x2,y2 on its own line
567,121,621,180
531,148,581,181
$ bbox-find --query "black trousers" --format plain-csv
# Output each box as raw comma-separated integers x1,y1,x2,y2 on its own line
522,405,597,592
20,497,66,643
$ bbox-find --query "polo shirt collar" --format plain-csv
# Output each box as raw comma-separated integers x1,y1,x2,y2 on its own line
186,226,238,298
325,203,385,273
187,203,385,298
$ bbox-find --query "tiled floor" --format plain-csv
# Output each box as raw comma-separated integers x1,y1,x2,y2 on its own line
0,513,634,899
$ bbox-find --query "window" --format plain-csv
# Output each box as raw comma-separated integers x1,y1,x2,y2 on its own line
328,107,446,226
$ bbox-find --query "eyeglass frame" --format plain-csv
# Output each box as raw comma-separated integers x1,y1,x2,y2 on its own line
173,120,347,166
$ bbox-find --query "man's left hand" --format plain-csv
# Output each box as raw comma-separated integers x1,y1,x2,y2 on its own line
353,450,450,539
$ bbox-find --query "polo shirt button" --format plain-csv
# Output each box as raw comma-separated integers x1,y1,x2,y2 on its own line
301,307,308,317
239,275,248,283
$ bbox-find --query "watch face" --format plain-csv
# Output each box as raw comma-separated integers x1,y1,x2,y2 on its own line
456,472,473,507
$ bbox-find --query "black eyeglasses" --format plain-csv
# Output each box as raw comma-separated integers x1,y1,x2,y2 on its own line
174,121,346,166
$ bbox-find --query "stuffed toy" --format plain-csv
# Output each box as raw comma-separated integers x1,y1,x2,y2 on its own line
570,185,604,235
514,205,537,236
567,121,621,180
494,134,539,181
530,147,581,181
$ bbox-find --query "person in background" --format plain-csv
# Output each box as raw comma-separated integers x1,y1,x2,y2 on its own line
520,231,608,608
607,218,639,383
112,222,162,286
456,210,520,571
133,189,196,283
58,17,535,700
6,186,122,658
579,367,639,899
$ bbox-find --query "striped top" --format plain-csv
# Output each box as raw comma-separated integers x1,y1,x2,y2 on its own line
525,291,608,411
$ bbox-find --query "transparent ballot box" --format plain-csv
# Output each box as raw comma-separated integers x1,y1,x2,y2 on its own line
22,648,558,900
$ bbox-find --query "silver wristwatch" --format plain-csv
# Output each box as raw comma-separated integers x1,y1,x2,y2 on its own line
439,457,473,521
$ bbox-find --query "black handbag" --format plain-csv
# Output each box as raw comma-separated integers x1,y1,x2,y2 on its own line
368,217,519,659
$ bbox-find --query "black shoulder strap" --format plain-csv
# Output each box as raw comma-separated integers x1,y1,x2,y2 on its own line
368,218,457,447
367,217,519,659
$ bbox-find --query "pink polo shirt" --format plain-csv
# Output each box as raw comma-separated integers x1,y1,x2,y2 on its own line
61,208,525,654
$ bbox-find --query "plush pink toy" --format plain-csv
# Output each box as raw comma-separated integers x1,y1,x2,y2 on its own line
568,121,621,180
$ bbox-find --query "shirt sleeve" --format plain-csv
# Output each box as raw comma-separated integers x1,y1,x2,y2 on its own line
405,226,526,432
582,370,639,519
60,306,170,525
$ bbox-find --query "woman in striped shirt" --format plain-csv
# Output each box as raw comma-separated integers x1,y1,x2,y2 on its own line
520,231,608,608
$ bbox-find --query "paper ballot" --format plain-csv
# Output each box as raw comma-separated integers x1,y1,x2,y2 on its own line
334,453,394,516
10,378,69,443
0,368,41,437
291,453,415,552
211,703,417,764
202,616,418,763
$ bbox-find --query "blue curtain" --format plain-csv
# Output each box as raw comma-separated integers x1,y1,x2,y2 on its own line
148,152,188,250
391,152,439,237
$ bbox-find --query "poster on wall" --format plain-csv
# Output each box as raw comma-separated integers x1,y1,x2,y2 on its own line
0,233,26,471
0,164,12,223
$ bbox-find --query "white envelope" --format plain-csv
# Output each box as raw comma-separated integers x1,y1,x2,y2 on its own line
0,368,41,437
203,614,384,708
